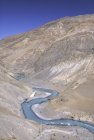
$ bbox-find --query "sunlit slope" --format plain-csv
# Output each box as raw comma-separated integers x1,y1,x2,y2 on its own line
0,15,94,89
0,15,94,111
0,14,94,139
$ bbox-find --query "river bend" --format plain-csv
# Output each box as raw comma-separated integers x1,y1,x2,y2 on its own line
21,87,94,133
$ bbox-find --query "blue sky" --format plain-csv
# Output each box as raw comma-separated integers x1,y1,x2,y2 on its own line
0,0,94,39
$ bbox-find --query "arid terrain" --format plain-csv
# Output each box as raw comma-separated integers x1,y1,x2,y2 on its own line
0,14,94,140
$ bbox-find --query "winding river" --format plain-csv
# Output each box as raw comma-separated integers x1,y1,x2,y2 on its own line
21,87,94,133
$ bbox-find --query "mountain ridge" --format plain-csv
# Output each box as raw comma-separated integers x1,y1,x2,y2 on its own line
0,14,94,140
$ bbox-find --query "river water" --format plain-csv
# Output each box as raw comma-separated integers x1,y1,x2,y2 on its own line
21,87,94,133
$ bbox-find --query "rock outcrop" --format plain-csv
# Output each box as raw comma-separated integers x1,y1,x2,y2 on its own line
0,14,94,140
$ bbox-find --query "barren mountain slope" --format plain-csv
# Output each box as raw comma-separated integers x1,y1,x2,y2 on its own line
0,14,94,140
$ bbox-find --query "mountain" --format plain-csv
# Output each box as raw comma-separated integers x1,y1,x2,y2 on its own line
0,14,94,140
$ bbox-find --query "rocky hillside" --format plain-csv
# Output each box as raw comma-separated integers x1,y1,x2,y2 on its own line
0,15,94,85
0,14,94,140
